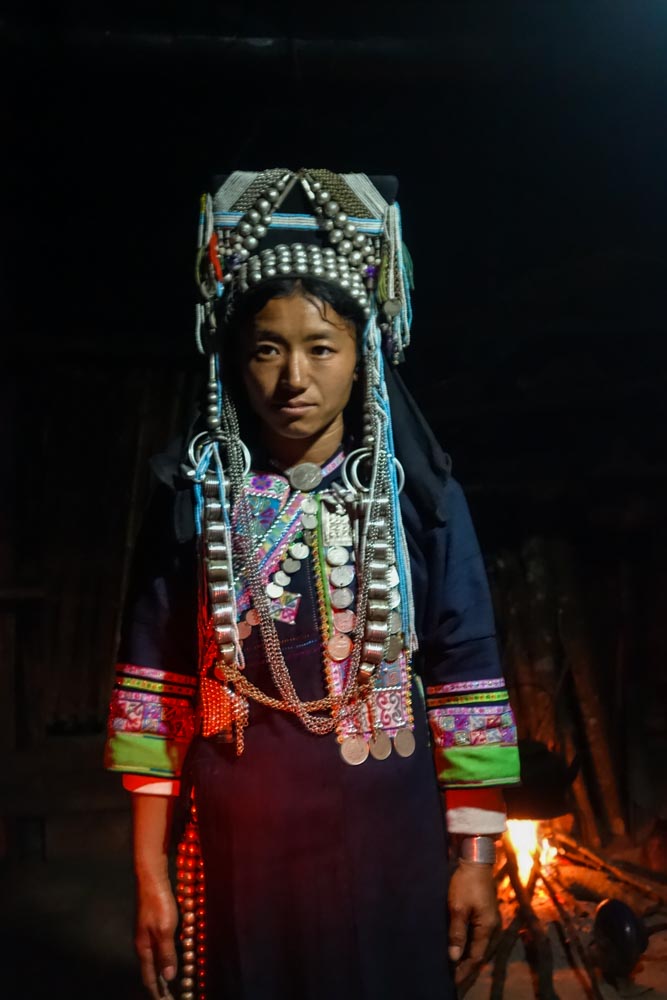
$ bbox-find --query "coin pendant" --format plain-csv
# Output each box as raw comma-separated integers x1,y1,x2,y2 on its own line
237,620,252,640
331,587,354,610
384,635,403,663
388,588,401,609
393,727,416,758
327,632,353,661
333,609,356,633
301,496,318,514
301,514,318,530
369,731,392,761
340,735,369,766
288,462,323,492
290,542,309,560
327,545,349,567
274,570,291,587
246,608,260,626
266,582,284,599
388,610,402,634
330,564,355,588
282,558,301,574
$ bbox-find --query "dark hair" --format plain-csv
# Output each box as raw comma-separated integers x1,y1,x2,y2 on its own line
217,276,365,452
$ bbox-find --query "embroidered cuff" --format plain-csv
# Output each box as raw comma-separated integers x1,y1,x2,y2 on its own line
427,677,520,789
104,663,196,779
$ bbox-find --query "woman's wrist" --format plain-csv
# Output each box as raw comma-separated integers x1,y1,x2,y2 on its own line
449,833,499,865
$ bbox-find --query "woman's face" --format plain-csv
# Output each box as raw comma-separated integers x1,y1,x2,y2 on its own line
241,291,358,445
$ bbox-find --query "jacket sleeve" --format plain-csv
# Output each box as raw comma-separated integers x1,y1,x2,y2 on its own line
104,483,199,780
408,477,520,791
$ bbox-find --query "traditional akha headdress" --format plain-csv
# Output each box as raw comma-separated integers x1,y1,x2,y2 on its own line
186,168,424,756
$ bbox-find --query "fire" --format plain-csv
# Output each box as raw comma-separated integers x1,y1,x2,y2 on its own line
506,819,557,883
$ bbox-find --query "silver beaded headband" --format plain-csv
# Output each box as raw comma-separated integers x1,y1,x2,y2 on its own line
195,167,414,365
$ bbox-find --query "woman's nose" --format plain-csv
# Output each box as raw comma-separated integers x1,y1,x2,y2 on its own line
280,352,307,389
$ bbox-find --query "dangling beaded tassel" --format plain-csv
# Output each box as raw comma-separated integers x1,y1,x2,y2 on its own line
176,794,207,1000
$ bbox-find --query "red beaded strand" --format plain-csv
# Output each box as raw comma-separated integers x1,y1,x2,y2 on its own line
176,796,207,1000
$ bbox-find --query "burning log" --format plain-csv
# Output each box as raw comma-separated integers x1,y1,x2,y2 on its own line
539,870,605,1000
502,832,560,999
554,833,667,907
489,862,541,1000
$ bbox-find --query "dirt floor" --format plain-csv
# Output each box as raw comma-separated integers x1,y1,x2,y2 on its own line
3,853,667,999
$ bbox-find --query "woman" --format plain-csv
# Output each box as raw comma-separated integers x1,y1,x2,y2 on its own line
105,168,520,1000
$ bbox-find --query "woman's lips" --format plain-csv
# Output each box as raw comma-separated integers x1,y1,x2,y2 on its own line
274,402,316,417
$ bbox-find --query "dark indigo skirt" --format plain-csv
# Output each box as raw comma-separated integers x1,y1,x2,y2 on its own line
185,684,454,1000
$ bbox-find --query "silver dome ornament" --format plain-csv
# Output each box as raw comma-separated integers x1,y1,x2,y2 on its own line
324,200,340,218
295,263,308,274
238,221,252,237
353,233,367,248
330,229,344,244
247,209,261,224
323,219,335,231
243,236,259,251
265,267,277,278
266,187,279,202
278,262,292,274
311,180,321,191
335,212,348,227
256,198,271,214
349,251,363,266
315,189,330,204
344,222,356,237
339,240,353,255
253,224,267,239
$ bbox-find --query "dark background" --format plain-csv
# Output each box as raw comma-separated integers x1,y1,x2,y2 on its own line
2,2,667,992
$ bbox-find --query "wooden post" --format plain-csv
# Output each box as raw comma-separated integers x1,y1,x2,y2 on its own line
552,540,626,838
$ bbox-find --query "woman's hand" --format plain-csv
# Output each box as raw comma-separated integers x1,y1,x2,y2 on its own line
131,793,179,998
135,875,179,999
448,860,500,985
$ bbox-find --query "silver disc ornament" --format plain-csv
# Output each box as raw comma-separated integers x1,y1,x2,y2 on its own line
288,462,323,492
393,727,416,758
340,734,369,765
369,731,392,761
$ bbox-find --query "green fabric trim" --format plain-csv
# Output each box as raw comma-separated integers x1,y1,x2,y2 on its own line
104,731,191,778
434,743,521,789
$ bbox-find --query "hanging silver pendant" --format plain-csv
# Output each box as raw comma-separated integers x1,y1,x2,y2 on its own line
369,731,392,761
393,728,416,758
340,734,369,765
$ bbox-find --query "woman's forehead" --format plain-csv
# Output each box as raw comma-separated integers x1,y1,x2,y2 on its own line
251,293,357,336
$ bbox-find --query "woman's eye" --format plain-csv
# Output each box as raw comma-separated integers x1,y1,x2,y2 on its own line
312,345,334,356
255,344,279,358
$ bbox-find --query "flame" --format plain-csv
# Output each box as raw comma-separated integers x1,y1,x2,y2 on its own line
506,819,557,883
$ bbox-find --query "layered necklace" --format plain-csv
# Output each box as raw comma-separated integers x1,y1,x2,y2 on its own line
193,423,416,765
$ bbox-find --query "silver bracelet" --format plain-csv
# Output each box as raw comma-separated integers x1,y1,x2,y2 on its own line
456,835,497,865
